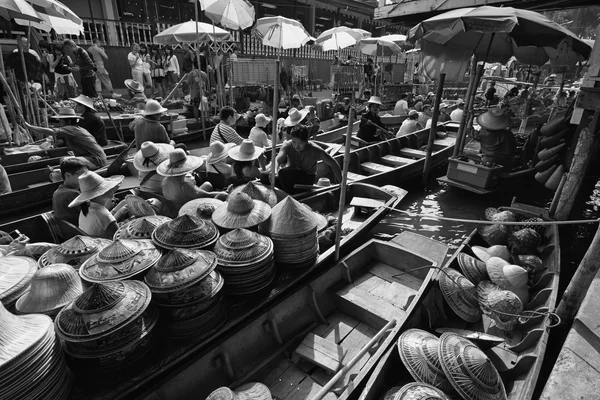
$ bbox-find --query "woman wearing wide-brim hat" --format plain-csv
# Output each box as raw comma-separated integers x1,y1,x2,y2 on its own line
282,108,311,141
129,99,176,148
71,94,108,146
124,78,147,106
133,141,174,194
204,141,235,176
68,171,126,239
357,96,393,143
228,139,267,184
158,149,228,211
473,108,516,171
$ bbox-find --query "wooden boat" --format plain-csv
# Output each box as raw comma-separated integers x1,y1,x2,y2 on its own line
48,182,404,400
357,202,560,400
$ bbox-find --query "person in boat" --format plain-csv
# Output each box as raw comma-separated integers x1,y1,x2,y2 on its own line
25,109,108,170
423,92,435,106
133,141,174,195
124,79,147,106
450,100,464,122
397,110,423,137
282,108,310,140
72,94,107,146
52,157,88,226
305,106,322,138
249,113,272,148
358,96,394,143
327,97,355,132
472,108,516,172
0,232,54,259
275,125,342,195
69,171,127,240
412,95,424,112
417,104,432,128
485,81,497,107
129,99,175,147
158,149,228,211
210,106,244,145
393,93,409,116
204,141,234,176
228,139,268,184
437,103,451,123
0,161,11,196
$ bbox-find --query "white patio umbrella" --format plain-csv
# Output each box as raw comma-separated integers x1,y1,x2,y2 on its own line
199,0,255,30
379,34,408,46
0,0,39,22
315,26,364,52
358,37,403,57
14,0,83,34
153,20,232,44
353,28,372,39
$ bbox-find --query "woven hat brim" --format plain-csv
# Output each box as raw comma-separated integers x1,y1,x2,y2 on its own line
143,106,168,116
126,196,157,217
208,143,236,165
68,175,125,207
477,112,511,131
125,79,143,92
156,156,204,177
179,198,225,218
284,109,310,127
133,143,174,172
15,284,83,314
51,114,83,120
228,146,264,162
70,96,96,111
212,200,271,229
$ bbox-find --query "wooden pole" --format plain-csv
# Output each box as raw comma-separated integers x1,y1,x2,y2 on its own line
194,1,207,135
518,72,540,134
460,64,484,152
334,107,355,262
17,36,35,125
98,93,124,143
422,72,445,186
453,55,478,157
161,73,188,105
0,104,12,144
32,88,41,127
556,224,600,323
270,58,280,190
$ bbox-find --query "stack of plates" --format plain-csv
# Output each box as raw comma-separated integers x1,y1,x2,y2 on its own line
0,256,38,310
54,281,158,380
0,302,72,400
259,196,318,270
79,239,161,283
38,235,112,270
144,249,226,340
114,215,172,240
152,214,219,250
213,229,275,295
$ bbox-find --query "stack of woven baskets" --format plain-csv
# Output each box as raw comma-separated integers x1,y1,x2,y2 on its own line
144,249,226,340
259,196,318,269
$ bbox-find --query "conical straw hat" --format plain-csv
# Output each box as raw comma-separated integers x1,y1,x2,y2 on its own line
206,387,237,400
397,329,456,396
211,193,271,230
55,281,151,342
457,253,489,285
230,181,278,207
438,332,507,400
79,239,161,283
0,256,37,306
38,235,112,269
438,267,481,323
213,228,273,265
114,215,172,240
394,383,451,400
477,281,523,332
179,198,225,219
233,382,273,400
144,249,218,293
125,195,157,217
152,214,219,249
15,264,83,316
260,196,317,235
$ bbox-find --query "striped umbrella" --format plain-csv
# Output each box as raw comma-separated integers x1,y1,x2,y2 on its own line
253,16,312,50
199,0,255,30
0,0,40,22
315,26,364,52
13,0,83,34
358,37,403,57
153,20,232,44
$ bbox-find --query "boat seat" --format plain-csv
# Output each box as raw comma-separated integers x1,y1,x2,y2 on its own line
58,220,87,241
360,162,394,175
294,332,344,374
399,148,427,159
380,155,415,167
346,172,368,181
41,212,62,244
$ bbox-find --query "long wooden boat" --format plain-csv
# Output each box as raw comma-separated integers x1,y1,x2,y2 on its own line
357,202,560,400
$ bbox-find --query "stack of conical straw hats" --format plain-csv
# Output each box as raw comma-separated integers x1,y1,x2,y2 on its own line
15,263,83,318
179,198,225,220
213,228,275,295
230,181,278,207
259,196,318,269
438,267,482,323
0,256,38,310
144,249,226,339
0,302,72,399
79,239,161,283
152,214,219,250
54,281,158,379
114,215,172,240
38,235,112,269
212,192,271,231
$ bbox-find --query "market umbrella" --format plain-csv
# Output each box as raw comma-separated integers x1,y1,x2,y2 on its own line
379,34,408,46
0,0,39,22
358,37,403,57
252,15,313,188
14,0,83,34
153,20,232,44
199,0,255,30
353,28,372,39
315,26,364,52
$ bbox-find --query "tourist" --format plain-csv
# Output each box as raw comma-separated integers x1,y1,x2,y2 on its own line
128,43,144,87
397,110,423,137
228,139,267,183
149,46,166,99
133,141,174,194
364,57,374,87
158,149,228,210
275,125,342,195
418,104,432,128
450,101,464,122
51,44,77,100
63,39,97,98
39,41,54,94
485,81,496,107
69,171,126,239
139,44,153,97
12,37,40,61
164,45,181,100
72,94,107,146
210,106,244,145
129,99,174,146
52,157,88,226
249,113,272,148
124,79,147,106
187,68,209,122
182,43,196,95
0,162,11,195
328,97,356,131
205,141,234,176
87,38,120,99
357,96,392,143
393,93,409,116
473,108,516,171
24,109,107,170
438,103,451,123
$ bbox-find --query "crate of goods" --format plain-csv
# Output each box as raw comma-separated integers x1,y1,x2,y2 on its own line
170,119,188,135
303,97,317,106
447,157,503,189
232,59,277,86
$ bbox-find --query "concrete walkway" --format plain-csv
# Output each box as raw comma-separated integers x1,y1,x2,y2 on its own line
540,271,600,400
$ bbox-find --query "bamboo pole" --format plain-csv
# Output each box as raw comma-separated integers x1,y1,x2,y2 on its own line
422,73,445,186
0,104,12,144
334,107,355,262
270,57,280,190
194,1,206,134
17,36,35,125
453,55,478,157
459,64,484,152
161,73,188,105
0,45,19,142
98,93,124,143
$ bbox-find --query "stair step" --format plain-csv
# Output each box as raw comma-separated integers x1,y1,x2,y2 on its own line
381,155,415,167
347,172,368,181
361,162,394,175
399,148,427,159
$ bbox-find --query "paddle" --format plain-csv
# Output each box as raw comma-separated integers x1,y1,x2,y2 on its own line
104,140,135,177
98,93,124,143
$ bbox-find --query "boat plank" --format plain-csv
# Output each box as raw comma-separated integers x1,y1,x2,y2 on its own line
294,333,344,373
286,376,337,400
334,285,406,329
380,281,417,311
262,358,294,388
380,155,414,167
369,262,423,291
313,311,361,345
347,172,368,181
268,363,308,399
361,162,394,175
399,148,426,159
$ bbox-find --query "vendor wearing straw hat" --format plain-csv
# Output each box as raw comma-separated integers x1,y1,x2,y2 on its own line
249,113,272,148
72,94,107,146
124,78,147,105
357,96,393,143
274,125,342,195
282,108,310,141
158,149,228,210
25,109,108,170
129,99,176,147
473,108,516,172
204,141,235,176
133,141,174,194
68,171,126,239
228,139,267,183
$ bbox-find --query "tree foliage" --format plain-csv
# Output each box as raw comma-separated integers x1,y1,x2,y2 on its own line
544,6,600,39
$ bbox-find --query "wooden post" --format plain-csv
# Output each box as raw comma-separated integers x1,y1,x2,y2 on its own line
0,104,12,144
194,1,207,135
518,72,541,134
17,36,35,125
422,72,445,186
556,224,600,323
270,58,280,190
453,56,478,157
334,107,355,262
459,64,484,152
